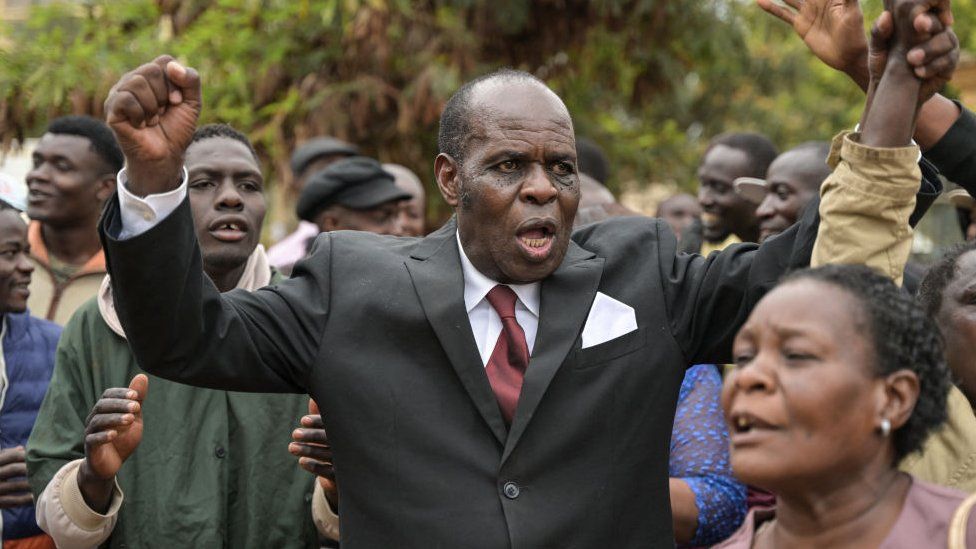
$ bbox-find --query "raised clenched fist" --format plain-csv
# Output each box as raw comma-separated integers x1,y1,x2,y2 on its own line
104,55,202,197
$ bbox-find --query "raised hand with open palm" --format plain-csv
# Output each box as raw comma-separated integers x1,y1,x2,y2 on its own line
757,0,956,96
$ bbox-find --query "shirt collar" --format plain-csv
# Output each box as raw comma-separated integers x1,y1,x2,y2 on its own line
456,231,540,317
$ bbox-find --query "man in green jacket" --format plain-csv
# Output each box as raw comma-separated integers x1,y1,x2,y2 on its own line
26,124,332,548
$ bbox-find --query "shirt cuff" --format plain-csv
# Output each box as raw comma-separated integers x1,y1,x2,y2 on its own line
117,166,188,240
60,460,124,530
311,480,340,541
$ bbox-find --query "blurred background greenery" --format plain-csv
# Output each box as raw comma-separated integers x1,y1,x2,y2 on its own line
1,0,974,233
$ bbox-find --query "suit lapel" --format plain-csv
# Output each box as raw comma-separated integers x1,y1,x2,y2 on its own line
405,221,508,445
502,242,605,464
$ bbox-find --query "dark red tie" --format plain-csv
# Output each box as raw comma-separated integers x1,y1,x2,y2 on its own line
485,285,530,425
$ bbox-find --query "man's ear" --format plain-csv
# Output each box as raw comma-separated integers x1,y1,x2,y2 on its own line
880,370,921,431
96,174,117,203
434,153,460,208
315,208,339,233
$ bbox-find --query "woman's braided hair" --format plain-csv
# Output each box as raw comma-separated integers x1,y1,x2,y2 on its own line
780,264,950,462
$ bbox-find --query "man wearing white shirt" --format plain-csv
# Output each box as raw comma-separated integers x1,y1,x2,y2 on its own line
96,41,937,546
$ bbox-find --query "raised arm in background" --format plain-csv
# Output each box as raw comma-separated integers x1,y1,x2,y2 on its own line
804,0,958,283
757,0,958,148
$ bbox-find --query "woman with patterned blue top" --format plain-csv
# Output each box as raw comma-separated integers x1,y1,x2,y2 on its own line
670,364,746,546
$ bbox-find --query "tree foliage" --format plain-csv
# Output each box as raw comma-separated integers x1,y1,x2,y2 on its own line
0,0,972,226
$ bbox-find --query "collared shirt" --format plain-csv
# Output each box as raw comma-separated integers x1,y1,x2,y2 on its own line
116,171,541,366
266,221,320,273
456,232,540,365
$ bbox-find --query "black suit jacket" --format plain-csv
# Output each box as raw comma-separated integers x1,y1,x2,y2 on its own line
101,197,821,548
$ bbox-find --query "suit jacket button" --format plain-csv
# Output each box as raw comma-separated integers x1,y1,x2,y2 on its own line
215,446,226,458
503,482,520,499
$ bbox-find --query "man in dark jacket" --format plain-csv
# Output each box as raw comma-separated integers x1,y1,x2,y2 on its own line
95,14,945,543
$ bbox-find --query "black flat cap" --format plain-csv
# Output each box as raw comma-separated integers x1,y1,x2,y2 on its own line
297,156,412,222
290,137,360,176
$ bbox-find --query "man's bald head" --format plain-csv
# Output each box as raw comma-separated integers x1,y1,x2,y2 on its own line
438,69,572,164
768,141,832,193
756,141,831,243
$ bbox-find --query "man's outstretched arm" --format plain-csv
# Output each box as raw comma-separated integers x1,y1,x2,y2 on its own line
100,56,328,393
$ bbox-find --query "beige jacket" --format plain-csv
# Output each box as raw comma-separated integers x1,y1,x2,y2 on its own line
809,133,976,492
901,386,976,492
811,131,920,283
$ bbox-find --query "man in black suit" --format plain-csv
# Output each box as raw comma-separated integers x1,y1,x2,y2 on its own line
96,9,949,544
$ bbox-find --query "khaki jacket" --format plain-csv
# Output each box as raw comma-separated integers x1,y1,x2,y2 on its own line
902,386,976,492
810,133,976,493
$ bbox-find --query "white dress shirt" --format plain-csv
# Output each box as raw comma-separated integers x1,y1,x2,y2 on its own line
456,233,540,365
116,169,541,366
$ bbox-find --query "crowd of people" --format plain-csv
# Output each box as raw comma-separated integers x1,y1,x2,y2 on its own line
0,0,972,547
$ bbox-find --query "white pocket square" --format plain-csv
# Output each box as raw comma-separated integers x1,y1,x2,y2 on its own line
581,292,638,349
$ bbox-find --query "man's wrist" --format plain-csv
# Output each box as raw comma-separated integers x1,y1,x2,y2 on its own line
124,161,185,198
77,459,116,513
882,53,920,81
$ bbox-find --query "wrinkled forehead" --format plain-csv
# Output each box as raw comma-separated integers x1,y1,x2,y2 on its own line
466,81,576,157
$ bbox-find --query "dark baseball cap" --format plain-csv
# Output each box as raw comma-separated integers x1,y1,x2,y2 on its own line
297,157,412,222
290,137,360,176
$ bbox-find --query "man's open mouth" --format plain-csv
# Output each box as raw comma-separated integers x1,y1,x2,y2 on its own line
519,227,552,249
515,221,556,260
209,216,249,243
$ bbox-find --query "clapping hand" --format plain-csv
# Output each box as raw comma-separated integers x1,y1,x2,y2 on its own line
82,374,148,481
290,400,338,508
77,374,148,513
0,446,33,509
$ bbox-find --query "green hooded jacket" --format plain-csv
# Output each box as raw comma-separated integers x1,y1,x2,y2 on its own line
26,270,320,548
